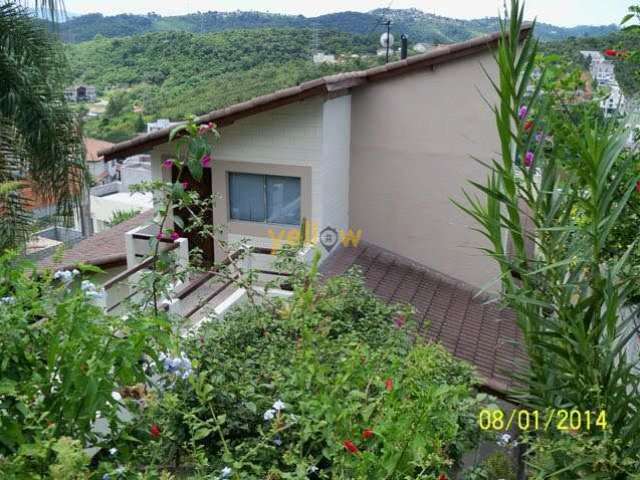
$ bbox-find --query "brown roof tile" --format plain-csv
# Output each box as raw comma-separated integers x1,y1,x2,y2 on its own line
320,242,525,394
37,210,154,271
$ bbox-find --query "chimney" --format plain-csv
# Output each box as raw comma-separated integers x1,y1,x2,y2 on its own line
400,34,408,60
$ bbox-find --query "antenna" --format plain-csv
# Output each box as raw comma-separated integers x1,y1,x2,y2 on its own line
380,20,393,63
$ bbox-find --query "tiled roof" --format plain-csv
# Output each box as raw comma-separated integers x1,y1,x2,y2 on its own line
37,210,154,271
320,242,526,394
99,24,532,161
84,137,114,162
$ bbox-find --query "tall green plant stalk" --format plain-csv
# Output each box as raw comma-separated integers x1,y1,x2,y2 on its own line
458,0,640,458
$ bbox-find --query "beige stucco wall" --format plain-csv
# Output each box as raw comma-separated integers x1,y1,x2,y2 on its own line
349,50,500,290
151,97,343,253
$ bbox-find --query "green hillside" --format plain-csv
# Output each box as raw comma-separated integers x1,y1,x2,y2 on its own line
53,8,617,44
539,31,640,96
69,29,380,142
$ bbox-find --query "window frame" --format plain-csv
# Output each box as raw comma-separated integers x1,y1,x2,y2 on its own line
227,171,302,227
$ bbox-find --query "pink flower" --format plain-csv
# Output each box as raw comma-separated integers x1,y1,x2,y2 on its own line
162,159,174,169
362,428,374,440
201,154,212,168
524,151,535,167
394,315,406,328
181,181,189,190
156,232,164,240
198,122,215,134
518,105,528,120
170,231,180,241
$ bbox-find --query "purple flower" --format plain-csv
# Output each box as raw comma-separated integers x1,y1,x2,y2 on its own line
170,231,180,241
524,151,535,167
201,154,212,168
535,132,544,143
162,159,174,169
156,232,164,240
518,105,528,120
181,181,189,189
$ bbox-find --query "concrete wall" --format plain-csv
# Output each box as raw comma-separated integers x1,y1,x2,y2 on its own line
349,50,500,289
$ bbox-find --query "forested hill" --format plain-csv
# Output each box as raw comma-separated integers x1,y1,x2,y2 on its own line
52,8,617,44
69,29,382,142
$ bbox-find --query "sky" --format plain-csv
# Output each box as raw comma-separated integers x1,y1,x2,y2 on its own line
64,0,630,27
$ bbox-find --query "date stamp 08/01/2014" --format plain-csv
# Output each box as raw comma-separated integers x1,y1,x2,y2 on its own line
478,408,608,433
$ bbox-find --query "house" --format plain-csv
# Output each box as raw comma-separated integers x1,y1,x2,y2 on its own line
147,118,181,134
64,85,97,102
84,137,115,181
82,27,531,393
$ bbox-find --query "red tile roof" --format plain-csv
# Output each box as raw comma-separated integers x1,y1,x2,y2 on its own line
320,242,526,394
84,137,114,162
37,210,154,271
99,25,532,161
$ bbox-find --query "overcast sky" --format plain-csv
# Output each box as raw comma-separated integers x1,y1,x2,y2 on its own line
64,0,629,27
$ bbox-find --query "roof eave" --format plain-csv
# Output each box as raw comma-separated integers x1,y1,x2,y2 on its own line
99,24,533,161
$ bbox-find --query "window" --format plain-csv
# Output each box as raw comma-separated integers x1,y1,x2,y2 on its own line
228,173,301,225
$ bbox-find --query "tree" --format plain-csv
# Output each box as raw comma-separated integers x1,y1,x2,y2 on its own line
0,1,85,251
134,113,146,132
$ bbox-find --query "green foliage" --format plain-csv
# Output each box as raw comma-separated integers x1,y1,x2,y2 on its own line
131,267,482,478
526,433,640,479
463,451,516,480
0,3,85,251
49,9,617,44
67,29,382,140
458,0,640,476
540,31,640,96
0,252,173,466
107,208,141,226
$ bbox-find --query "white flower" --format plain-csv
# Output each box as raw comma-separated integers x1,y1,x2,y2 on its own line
308,465,319,473
0,296,15,305
263,409,276,421
72,269,80,276
109,447,117,455
272,399,285,411
111,391,122,402
53,270,74,283
497,433,513,447
81,280,96,292
220,466,232,478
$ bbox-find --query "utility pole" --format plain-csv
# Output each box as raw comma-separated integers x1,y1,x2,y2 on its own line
384,20,391,63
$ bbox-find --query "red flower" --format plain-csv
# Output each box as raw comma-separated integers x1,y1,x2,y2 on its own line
385,378,393,392
605,49,618,57
181,181,189,189
636,181,640,193
150,424,161,438
362,428,374,440
524,120,534,132
438,475,448,480
343,440,359,454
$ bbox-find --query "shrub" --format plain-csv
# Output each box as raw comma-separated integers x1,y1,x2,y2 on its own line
0,253,173,475
132,268,484,478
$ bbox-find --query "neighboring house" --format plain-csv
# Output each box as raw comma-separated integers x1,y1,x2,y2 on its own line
147,119,181,134
84,137,114,181
73,27,530,394
89,155,153,233
64,85,97,102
